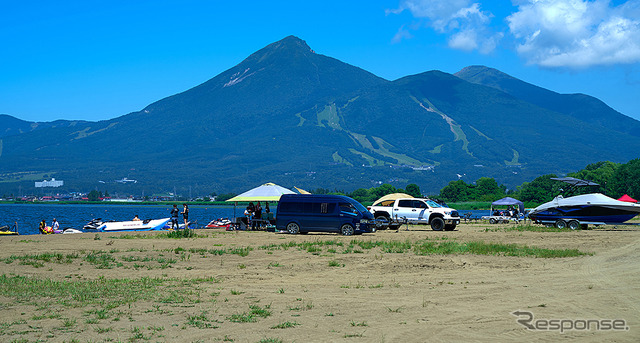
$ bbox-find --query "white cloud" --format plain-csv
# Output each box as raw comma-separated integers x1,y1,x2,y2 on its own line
392,26,414,43
507,0,640,68
389,0,502,53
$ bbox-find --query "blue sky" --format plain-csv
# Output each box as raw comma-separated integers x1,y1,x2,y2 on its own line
2,0,640,122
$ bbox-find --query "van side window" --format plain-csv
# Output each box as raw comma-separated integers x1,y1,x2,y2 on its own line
339,202,355,213
398,200,413,208
280,202,302,213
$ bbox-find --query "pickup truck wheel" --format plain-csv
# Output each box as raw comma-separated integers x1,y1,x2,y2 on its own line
430,217,445,231
374,216,390,230
340,224,354,236
444,224,456,231
286,222,300,234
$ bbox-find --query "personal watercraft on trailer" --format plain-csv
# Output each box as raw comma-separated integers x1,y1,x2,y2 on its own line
97,218,170,232
528,177,640,229
0,222,19,235
205,218,233,229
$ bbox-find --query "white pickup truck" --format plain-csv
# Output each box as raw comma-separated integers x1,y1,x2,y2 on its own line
368,197,460,231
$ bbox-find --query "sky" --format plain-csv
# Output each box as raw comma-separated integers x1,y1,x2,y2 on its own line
2,0,640,122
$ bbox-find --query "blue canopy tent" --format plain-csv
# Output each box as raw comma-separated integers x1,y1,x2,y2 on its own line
491,197,524,214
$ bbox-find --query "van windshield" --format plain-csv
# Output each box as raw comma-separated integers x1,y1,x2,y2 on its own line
349,200,368,214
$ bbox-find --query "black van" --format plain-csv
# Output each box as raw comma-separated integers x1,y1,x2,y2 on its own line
276,194,375,235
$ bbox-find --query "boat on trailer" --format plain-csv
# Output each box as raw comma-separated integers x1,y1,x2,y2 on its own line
97,218,170,232
528,177,640,229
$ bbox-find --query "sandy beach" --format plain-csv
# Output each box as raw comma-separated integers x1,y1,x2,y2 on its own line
1,222,639,342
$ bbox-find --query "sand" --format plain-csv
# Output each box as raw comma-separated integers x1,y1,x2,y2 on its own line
0,222,639,342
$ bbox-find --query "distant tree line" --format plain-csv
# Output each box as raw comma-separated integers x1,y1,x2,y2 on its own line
437,159,640,206
200,159,640,207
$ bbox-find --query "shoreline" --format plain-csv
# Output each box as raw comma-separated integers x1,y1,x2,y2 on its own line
1,223,639,342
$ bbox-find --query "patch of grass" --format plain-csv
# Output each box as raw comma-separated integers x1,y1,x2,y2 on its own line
270,321,300,329
328,260,343,267
250,304,272,318
94,326,112,333
350,320,368,327
413,240,591,258
258,338,283,343
483,224,574,232
3,252,79,268
186,311,219,329
227,312,256,323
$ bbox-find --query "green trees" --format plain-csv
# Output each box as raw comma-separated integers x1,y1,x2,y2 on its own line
515,174,559,204
438,178,505,202
608,159,640,198
87,190,103,201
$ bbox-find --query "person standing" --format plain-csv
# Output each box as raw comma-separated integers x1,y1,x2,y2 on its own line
252,202,262,230
170,204,180,230
181,204,189,229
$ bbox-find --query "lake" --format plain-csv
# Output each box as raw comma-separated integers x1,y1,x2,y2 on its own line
0,203,238,235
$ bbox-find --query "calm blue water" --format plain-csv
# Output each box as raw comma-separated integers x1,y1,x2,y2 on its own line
0,204,238,235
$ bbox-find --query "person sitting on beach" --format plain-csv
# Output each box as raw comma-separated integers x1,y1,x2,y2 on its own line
38,220,47,234
52,218,59,232
132,215,141,221
39,219,53,234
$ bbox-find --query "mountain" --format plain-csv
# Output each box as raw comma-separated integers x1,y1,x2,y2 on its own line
1,36,639,196
454,66,640,138
0,114,86,138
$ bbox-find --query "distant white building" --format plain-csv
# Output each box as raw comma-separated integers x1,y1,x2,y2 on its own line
35,178,64,188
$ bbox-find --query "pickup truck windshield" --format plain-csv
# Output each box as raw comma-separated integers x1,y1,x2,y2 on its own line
425,200,442,208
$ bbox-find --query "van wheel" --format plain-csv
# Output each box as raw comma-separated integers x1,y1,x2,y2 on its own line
340,224,354,236
430,217,445,231
287,222,300,234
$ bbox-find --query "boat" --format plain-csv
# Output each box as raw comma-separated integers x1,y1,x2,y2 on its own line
61,228,84,234
205,218,233,230
0,223,19,235
83,218,105,231
528,177,640,229
97,218,170,232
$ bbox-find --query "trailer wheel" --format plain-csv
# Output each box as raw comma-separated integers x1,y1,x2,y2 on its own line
567,220,580,230
554,219,567,229
374,215,390,230
489,218,497,224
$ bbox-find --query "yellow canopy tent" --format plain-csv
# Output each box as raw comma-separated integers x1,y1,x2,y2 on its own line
371,193,413,207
